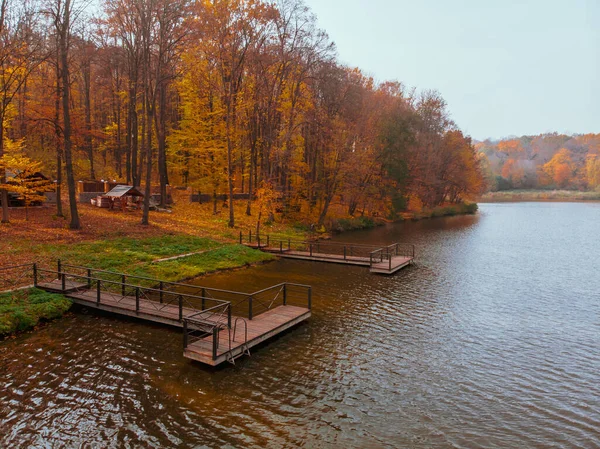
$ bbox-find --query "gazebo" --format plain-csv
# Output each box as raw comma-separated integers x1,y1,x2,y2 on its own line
103,185,144,211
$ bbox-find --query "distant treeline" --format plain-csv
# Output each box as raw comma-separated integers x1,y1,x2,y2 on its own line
478,134,600,192
0,0,485,228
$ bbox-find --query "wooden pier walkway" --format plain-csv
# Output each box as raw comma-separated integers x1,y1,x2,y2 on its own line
26,263,312,366
241,233,414,275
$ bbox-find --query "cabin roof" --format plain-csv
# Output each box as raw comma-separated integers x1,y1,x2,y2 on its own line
104,185,144,198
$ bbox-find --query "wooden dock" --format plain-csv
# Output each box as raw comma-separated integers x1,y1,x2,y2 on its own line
32,263,312,366
241,233,415,275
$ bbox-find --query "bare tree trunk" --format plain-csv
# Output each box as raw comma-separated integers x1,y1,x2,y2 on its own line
59,0,80,230
0,124,8,223
54,35,63,217
82,55,94,179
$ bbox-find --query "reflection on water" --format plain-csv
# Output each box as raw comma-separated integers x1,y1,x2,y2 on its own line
1,203,599,448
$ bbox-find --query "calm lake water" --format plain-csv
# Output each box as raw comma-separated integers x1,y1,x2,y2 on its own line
1,202,599,448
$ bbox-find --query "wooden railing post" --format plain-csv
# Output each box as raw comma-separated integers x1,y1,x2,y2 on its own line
183,320,188,348
135,287,140,313
239,231,242,244
344,246,347,260
201,288,206,310
267,235,270,247
283,284,287,305
248,295,253,320
57,259,61,280
280,241,283,253
249,230,252,243
288,238,291,250
121,275,126,296
212,327,218,360
178,295,183,321
159,281,164,304
389,254,392,271
228,305,232,328
97,280,101,305
308,287,312,310
61,271,66,291
87,269,92,289
33,263,37,287
309,243,313,257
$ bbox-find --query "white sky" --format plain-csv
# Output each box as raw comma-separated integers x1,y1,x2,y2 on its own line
303,0,600,140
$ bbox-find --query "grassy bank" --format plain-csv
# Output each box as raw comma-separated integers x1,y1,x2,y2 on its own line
480,190,600,202
400,202,478,220
0,288,72,337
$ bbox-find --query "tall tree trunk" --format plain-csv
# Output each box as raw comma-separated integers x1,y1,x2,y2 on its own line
226,87,235,227
0,124,8,223
141,99,152,225
59,0,80,230
55,55,63,217
157,82,168,207
82,57,94,179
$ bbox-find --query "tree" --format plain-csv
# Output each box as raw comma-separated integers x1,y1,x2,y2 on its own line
0,139,54,220
0,0,45,223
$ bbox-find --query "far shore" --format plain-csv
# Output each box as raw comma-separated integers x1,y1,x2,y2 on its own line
479,190,600,203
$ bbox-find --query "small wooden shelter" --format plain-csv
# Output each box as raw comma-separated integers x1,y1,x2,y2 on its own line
94,185,144,211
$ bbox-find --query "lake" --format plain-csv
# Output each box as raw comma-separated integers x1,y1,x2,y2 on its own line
1,202,599,448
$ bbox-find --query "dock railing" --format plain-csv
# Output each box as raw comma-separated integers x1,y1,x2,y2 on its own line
369,243,415,270
240,231,389,260
2,262,312,362
183,281,311,360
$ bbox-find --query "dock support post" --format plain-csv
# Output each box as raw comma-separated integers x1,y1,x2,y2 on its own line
212,328,218,360
178,295,183,321
159,281,164,303
33,263,37,287
308,287,312,310
97,280,101,305
183,320,188,348
135,287,140,314
248,296,253,320
87,269,91,289
283,284,287,305
121,275,126,296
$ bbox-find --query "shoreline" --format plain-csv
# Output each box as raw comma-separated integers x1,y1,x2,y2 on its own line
480,190,600,203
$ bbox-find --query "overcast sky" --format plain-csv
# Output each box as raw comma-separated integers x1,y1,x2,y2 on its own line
302,0,599,141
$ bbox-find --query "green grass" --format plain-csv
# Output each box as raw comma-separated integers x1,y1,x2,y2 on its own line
25,235,275,286
0,288,72,336
125,245,276,281
39,235,222,272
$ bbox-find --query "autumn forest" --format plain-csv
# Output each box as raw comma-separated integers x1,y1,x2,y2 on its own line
3,0,487,230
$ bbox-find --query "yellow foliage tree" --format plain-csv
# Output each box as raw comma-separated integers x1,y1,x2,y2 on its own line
542,148,574,188
0,139,54,220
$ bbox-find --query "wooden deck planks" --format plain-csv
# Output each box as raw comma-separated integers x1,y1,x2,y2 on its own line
370,256,413,274
37,279,311,366
184,305,310,366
